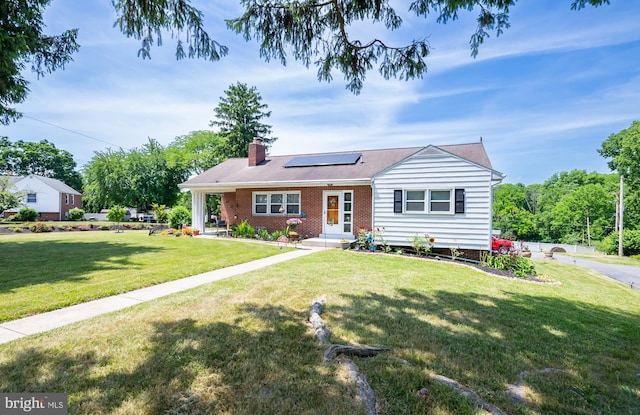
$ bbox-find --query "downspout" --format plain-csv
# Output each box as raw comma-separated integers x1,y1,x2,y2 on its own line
489,172,506,250
489,183,496,251
370,178,376,230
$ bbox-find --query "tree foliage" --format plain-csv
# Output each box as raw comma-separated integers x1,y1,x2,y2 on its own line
493,170,622,244
106,205,126,232
82,139,189,212
112,0,228,61
599,121,640,186
1,0,612,121
169,130,225,175
599,120,640,229
0,0,79,124
229,0,611,93
0,176,23,215
210,82,277,158
0,137,83,191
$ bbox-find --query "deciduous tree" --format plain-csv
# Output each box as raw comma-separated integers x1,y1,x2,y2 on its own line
0,176,23,215
82,139,189,212
0,137,83,191
598,120,640,229
169,130,225,175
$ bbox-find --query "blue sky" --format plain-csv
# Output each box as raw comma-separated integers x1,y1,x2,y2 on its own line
1,0,639,184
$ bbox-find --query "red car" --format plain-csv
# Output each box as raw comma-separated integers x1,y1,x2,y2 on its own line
491,236,512,255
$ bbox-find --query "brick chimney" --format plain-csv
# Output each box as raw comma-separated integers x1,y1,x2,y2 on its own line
248,138,266,166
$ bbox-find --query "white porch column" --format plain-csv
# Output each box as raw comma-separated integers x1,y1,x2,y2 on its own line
191,190,206,232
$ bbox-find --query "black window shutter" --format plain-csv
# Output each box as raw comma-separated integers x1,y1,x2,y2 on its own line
455,189,465,214
394,190,403,213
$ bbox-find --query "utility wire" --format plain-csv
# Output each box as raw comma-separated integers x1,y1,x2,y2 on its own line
21,114,121,148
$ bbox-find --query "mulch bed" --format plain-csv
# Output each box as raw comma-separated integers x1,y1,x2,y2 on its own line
0,224,154,234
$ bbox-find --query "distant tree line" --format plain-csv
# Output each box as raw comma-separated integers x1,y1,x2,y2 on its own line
493,121,640,247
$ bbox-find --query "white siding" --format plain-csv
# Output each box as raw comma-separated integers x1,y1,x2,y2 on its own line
373,151,494,251
13,176,60,214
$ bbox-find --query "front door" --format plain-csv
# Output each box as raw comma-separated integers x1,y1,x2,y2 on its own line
322,191,353,236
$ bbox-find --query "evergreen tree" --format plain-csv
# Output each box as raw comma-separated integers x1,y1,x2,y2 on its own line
210,83,277,158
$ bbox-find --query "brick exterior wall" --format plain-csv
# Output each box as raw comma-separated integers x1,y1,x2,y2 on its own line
219,185,372,237
59,192,82,220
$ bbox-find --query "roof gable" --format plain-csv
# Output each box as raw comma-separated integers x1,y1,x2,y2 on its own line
13,175,81,195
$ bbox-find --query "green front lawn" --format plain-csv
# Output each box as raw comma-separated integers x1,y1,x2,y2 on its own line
0,231,289,322
1,248,638,414
558,251,640,266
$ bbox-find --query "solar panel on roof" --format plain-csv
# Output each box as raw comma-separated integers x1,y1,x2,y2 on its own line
283,152,361,168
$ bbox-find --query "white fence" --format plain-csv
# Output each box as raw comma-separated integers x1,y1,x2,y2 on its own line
518,241,596,253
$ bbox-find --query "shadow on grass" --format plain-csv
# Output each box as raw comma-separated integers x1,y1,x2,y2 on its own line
0,291,638,415
0,304,363,415
333,289,640,415
0,239,163,293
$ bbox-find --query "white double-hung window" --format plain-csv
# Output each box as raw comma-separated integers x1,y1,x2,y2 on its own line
253,191,300,215
395,188,464,214
429,190,452,213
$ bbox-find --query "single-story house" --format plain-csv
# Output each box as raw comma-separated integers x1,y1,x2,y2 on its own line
179,139,505,258
2,174,82,221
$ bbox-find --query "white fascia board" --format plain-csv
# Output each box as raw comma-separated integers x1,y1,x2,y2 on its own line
179,178,372,192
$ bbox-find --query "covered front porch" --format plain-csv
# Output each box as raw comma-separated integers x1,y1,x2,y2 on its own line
188,186,371,242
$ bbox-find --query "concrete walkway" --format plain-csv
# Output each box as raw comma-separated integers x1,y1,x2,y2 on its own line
0,247,322,345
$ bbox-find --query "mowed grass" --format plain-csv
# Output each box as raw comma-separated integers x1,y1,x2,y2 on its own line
0,231,289,322
1,249,639,414
558,251,640,266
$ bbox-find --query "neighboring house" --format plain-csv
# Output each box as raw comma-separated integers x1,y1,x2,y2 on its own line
2,175,82,221
179,139,505,258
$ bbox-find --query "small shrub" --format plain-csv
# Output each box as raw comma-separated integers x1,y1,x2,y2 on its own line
67,207,85,221
168,206,191,229
16,207,38,222
271,230,285,240
233,220,255,239
151,203,169,224
482,253,536,278
29,222,52,233
257,228,270,240
106,206,126,223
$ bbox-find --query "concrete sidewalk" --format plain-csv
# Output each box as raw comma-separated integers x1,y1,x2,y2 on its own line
0,247,321,345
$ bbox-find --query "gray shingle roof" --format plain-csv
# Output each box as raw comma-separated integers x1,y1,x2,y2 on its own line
7,175,81,194
180,142,497,189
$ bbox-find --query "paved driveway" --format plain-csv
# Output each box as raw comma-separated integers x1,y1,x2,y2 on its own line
533,252,640,289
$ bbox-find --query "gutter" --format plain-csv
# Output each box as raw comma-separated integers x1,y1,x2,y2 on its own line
179,178,373,190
